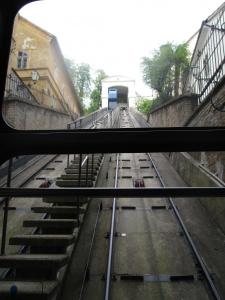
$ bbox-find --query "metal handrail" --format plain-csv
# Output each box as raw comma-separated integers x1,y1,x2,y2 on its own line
4,70,39,105
68,108,108,129
185,5,225,103
5,70,76,116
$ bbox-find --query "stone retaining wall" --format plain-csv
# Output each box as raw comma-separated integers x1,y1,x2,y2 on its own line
3,97,73,130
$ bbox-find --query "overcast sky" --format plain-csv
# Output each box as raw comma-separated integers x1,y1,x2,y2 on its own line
19,0,224,96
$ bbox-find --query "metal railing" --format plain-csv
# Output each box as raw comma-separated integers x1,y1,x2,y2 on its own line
5,70,76,116
4,69,39,105
68,108,108,129
67,106,121,130
185,4,225,103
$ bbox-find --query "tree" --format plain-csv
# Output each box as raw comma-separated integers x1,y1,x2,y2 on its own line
136,97,153,115
76,63,91,100
88,69,107,113
174,43,190,96
65,58,91,103
141,42,190,102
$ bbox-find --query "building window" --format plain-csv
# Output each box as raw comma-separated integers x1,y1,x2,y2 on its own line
17,51,28,68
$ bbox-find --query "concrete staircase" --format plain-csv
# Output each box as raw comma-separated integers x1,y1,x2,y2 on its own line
0,154,103,299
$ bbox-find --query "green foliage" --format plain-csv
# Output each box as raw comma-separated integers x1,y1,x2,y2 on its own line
87,69,107,113
136,98,153,115
65,58,107,114
141,42,190,103
64,58,91,103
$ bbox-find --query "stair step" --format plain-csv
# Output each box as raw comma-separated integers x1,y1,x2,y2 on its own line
56,180,93,187
70,159,101,164
43,197,88,205
0,254,68,269
31,206,86,214
0,280,58,300
9,234,75,247
67,164,99,169
60,174,95,180
65,168,97,175
71,154,102,159
23,219,78,229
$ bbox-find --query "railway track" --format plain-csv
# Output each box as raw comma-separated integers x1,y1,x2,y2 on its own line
77,108,222,300
0,107,223,299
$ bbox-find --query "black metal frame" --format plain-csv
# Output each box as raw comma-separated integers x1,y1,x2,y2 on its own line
0,0,225,233
0,3,224,162
0,187,225,198
0,2,225,300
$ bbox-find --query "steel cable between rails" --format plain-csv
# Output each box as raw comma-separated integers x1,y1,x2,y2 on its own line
130,109,222,300
104,108,123,299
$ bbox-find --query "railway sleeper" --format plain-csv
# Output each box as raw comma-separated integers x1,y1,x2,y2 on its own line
117,273,196,282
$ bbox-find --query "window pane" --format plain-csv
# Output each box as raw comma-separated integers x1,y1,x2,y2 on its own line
3,1,225,130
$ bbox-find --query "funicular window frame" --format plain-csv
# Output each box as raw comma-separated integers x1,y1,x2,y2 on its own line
0,0,225,199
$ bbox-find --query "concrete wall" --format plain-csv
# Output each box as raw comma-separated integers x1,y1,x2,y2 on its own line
3,98,73,130
184,77,225,182
147,81,225,231
148,94,198,127
168,151,225,232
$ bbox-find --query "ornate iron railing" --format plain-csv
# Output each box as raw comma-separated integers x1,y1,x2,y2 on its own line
4,69,39,105
4,70,77,117
185,4,225,103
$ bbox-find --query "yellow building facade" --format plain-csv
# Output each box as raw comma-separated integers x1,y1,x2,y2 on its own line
7,14,81,117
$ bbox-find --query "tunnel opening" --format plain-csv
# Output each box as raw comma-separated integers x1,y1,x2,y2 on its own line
108,86,128,109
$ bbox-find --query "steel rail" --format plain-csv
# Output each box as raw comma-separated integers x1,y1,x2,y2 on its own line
147,153,222,300
104,155,119,300
104,109,122,299
131,109,222,299
105,109,132,299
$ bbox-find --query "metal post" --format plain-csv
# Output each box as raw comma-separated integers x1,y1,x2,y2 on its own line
1,158,13,255
78,154,82,186
86,156,89,187
67,124,70,168
91,154,94,182
77,154,82,227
